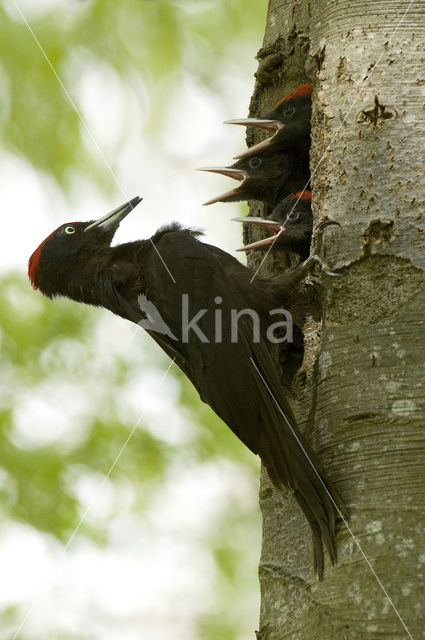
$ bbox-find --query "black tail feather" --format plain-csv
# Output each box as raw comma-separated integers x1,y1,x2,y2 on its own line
292,440,347,578
263,423,348,580
294,481,338,580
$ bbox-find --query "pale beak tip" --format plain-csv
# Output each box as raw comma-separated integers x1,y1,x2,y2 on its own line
233,148,253,159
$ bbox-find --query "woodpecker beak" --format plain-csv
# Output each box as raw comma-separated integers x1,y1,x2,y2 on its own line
197,167,248,206
224,118,281,133
233,217,285,252
224,118,283,159
85,196,143,232
232,217,282,232
233,131,283,159
197,167,247,180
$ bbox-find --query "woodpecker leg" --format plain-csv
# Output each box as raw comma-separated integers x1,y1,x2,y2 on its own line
300,219,342,277
312,219,342,259
275,251,340,297
301,254,342,277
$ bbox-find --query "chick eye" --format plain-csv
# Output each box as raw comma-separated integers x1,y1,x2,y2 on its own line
284,106,295,117
64,226,75,235
287,210,299,221
249,157,261,169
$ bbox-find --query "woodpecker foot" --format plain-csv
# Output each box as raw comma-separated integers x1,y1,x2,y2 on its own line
312,219,342,257
301,253,342,278
302,219,342,276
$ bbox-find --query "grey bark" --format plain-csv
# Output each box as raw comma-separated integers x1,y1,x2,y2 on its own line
245,1,425,638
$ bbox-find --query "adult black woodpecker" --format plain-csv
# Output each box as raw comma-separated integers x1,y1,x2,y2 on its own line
225,82,313,159
28,197,347,579
198,147,309,207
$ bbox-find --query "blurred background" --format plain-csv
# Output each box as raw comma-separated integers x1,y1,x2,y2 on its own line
0,0,267,638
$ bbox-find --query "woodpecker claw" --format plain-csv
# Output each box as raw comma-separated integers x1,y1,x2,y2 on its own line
300,220,342,276
312,219,342,257
302,254,342,278
314,219,342,233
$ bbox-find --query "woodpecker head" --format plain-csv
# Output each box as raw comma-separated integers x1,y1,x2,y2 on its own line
28,197,142,299
225,83,313,159
198,148,308,206
233,191,313,256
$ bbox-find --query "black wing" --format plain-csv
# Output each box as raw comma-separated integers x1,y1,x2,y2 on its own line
124,227,347,578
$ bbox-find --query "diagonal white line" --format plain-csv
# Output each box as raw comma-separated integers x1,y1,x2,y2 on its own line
11,1,120,194
149,240,177,283
250,0,416,282
10,0,176,285
10,357,176,640
61,358,176,552
249,223,288,283
250,356,414,640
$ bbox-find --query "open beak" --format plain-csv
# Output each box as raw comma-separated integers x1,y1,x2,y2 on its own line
224,118,283,159
233,131,283,159
197,167,247,181
232,217,285,251
197,167,248,206
232,217,282,232
85,196,142,232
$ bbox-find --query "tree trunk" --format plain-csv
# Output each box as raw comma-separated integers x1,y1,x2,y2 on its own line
245,1,425,638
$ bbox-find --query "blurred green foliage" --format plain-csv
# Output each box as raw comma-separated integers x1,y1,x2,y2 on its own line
1,271,261,638
0,273,258,536
0,0,265,187
0,1,266,638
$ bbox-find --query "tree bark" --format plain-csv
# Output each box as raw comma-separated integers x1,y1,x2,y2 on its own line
245,1,425,638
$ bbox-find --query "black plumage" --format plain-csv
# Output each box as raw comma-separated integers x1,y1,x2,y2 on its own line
199,147,309,207
225,82,313,159
234,191,313,257
28,198,347,578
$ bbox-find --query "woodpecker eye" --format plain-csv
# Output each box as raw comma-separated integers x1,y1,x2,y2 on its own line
64,226,76,235
249,157,261,169
287,210,299,221
283,106,296,117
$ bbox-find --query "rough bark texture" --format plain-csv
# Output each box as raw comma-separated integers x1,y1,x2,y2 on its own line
244,1,425,638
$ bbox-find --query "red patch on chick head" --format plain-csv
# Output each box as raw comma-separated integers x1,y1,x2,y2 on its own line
274,83,313,109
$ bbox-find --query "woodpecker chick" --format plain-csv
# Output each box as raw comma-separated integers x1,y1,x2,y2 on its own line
226,83,313,159
235,191,313,257
199,147,309,207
